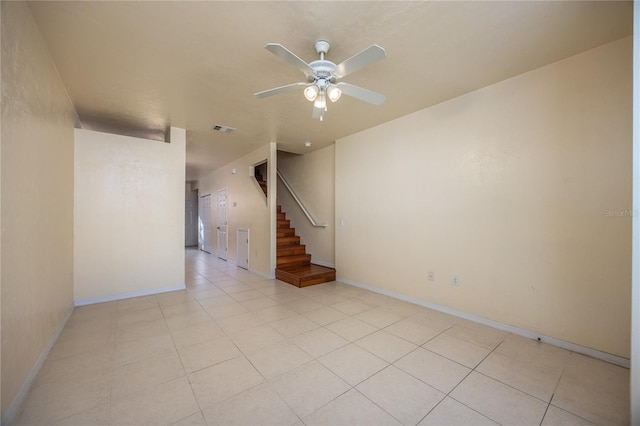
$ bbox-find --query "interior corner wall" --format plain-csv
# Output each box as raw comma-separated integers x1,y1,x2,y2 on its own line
277,146,335,266
335,37,632,358
74,128,186,304
196,144,275,278
1,2,76,421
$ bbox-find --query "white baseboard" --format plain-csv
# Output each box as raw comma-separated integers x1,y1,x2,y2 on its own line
1,302,75,426
249,268,275,280
339,277,630,369
74,284,186,307
311,260,336,268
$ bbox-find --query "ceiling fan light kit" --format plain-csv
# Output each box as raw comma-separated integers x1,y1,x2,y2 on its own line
254,39,387,121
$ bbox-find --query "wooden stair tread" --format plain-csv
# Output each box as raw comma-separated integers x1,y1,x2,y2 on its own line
277,263,335,276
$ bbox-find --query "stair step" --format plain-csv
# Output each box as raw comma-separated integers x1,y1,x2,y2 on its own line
277,245,306,256
276,228,296,237
276,264,336,288
277,219,290,228
277,236,300,247
277,254,311,267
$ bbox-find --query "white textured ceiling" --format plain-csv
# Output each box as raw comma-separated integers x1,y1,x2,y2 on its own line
27,1,632,181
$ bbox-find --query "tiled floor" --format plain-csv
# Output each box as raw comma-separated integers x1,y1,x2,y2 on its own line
16,248,629,425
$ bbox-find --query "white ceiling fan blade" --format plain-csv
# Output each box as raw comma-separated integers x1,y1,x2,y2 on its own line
265,43,314,75
254,82,306,99
337,83,386,105
334,45,386,78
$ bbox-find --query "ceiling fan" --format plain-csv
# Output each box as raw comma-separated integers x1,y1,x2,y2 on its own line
254,40,387,121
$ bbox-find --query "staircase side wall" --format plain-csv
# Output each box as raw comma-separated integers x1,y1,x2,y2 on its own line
277,146,335,267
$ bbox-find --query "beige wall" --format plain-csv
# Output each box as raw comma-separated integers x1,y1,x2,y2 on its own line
336,37,632,358
74,128,186,304
1,2,77,421
277,147,335,266
197,143,276,277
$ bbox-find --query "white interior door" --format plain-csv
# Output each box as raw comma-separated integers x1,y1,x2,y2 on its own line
199,194,212,253
217,188,228,260
237,229,249,270
185,200,198,246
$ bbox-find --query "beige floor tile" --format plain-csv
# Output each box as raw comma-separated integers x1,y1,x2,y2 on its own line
220,283,255,294
354,307,404,328
170,320,224,348
423,332,490,368
63,315,116,336
210,278,245,288
165,309,212,331
292,327,349,358
189,356,264,410
418,397,498,426
188,286,226,300
67,301,117,322
269,291,307,304
17,371,111,425
356,366,445,425
270,314,320,337
231,324,286,354
240,296,281,312
356,330,418,363
203,301,249,320
313,293,350,305
395,347,471,393
476,349,567,402
245,341,312,379
229,289,265,302
285,298,325,313
383,318,445,346
450,372,548,425
216,311,265,334
254,304,299,322
326,317,378,341
111,351,186,399
156,290,193,307
330,299,375,315
269,361,351,418
444,323,506,350
542,405,596,425
50,404,109,425
116,317,170,343
303,388,401,426
303,306,349,326
171,411,208,425
117,295,159,313
202,383,300,426
160,299,205,317
114,333,177,366
110,376,199,425
116,306,164,327
318,344,388,386
197,294,240,309
177,336,242,373
47,329,116,361
551,353,629,426
34,348,113,387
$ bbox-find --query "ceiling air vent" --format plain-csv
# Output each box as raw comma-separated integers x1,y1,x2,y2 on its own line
212,124,236,134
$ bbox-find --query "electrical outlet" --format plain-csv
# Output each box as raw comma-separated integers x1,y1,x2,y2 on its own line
452,275,460,286
428,271,435,282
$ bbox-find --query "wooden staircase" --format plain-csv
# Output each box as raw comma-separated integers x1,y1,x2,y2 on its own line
276,205,336,287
